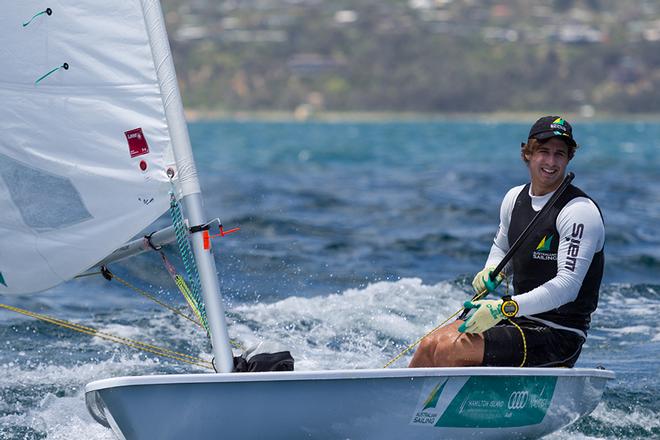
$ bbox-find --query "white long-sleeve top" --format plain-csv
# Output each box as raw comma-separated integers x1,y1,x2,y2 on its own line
485,184,605,318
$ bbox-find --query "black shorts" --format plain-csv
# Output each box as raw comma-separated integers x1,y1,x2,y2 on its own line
482,317,585,368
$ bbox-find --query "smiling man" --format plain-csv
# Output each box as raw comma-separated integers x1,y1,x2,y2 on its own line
409,116,605,368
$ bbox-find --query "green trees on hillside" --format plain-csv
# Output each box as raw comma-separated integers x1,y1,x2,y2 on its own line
165,0,660,114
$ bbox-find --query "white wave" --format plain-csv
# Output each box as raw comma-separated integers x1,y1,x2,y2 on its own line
599,325,652,335
547,399,660,440
546,431,606,440
0,354,162,389
590,401,660,430
231,278,466,370
0,393,114,440
0,355,163,440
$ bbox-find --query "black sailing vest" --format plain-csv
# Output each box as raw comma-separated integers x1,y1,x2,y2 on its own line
508,184,604,332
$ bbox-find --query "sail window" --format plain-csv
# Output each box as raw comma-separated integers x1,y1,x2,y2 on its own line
0,154,92,231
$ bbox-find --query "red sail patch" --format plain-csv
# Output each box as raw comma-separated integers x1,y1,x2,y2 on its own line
125,128,150,158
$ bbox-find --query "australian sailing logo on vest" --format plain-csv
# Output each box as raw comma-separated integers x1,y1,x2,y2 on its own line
532,234,557,261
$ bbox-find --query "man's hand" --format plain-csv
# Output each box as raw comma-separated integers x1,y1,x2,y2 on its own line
458,299,504,333
471,266,504,294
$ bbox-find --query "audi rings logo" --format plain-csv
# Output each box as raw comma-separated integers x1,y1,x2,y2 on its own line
507,391,529,410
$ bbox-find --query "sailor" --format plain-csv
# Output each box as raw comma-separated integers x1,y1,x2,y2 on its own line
409,116,605,368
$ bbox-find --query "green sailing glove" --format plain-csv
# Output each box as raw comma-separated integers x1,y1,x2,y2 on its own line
458,299,504,334
471,266,504,294
458,296,519,334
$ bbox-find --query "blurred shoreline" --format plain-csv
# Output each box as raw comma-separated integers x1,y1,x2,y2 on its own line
185,109,660,123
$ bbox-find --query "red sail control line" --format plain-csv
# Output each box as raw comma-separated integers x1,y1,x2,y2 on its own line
202,225,240,250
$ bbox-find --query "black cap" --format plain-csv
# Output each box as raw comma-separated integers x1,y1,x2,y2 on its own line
528,116,576,147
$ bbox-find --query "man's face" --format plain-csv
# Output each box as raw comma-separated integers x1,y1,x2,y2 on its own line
525,137,570,196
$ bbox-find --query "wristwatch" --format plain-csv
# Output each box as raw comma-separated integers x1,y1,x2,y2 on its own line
500,295,519,318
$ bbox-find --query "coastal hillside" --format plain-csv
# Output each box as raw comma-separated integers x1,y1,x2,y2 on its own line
163,0,660,115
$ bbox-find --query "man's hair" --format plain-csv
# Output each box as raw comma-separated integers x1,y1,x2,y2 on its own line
521,137,578,163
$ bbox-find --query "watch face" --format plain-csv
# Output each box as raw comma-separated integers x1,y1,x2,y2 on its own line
502,301,518,317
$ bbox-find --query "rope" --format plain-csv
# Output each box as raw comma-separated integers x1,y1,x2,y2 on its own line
382,306,466,369
508,319,528,367
501,278,527,367
169,192,208,330
0,303,213,370
103,268,243,350
154,245,210,334
142,233,209,333
384,272,527,368
109,272,204,330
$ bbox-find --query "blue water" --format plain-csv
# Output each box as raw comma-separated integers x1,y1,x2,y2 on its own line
1,120,659,439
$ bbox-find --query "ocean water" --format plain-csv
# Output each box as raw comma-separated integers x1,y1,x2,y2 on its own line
1,120,658,439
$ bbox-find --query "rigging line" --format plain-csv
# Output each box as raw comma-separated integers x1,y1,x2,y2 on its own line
102,268,244,350
145,229,210,337
383,286,494,368
0,303,213,369
384,273,527,368
382,307,465,369
172,273,208,331
0,303,207,363
108,270,204,330
151,243,210,334
169,191,208,327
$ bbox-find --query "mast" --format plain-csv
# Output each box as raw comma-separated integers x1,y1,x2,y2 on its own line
140,0,234,373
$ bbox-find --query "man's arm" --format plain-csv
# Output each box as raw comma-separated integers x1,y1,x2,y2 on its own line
515,197,605,316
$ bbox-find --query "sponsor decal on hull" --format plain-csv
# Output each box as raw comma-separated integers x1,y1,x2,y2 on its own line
410,379,449,426
411,376,557,429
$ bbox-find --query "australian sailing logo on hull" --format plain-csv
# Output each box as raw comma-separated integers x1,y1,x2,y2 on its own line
411,380,448,425
532,234,557,261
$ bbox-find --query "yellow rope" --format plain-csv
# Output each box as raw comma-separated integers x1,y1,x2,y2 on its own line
508,318,528,367
109,271,244,350
502,276,527,367
383,271,528,368
173,273,209,333
382,306,465,368
111,273,204,329
0,303,214,370
383,286,494,369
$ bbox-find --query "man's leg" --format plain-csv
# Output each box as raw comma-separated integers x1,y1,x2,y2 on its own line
408,321,485,367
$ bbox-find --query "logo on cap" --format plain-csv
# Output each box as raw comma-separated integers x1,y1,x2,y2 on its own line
550,118,567,132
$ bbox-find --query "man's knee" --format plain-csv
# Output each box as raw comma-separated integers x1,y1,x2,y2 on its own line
416,329,457,366
413,323,484,367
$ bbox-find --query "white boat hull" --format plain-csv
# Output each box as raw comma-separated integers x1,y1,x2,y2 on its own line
85,367,613,440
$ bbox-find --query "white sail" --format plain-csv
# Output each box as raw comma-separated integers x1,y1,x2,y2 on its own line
0,2,184,293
